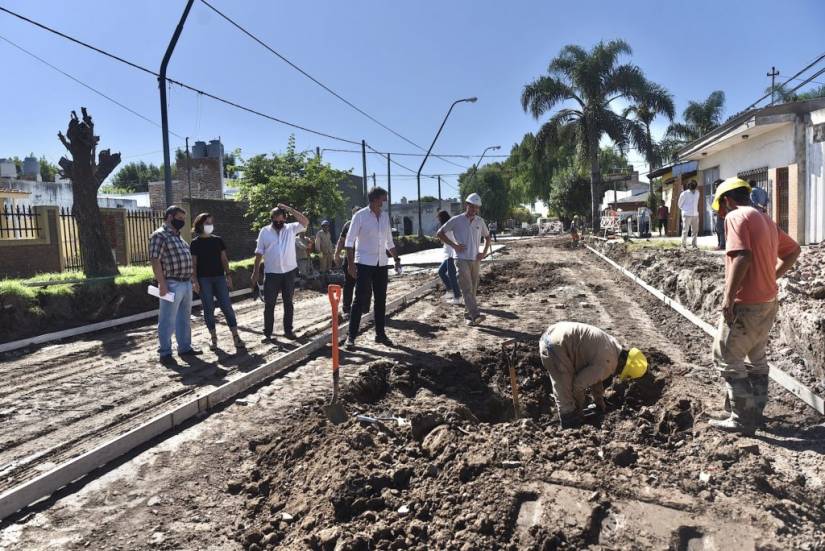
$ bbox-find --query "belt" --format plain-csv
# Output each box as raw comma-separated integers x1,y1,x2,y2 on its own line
166,277,190,282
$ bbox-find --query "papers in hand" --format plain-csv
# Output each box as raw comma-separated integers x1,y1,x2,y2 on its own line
148,285,175,303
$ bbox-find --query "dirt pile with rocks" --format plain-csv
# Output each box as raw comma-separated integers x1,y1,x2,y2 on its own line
592,240,825,388
224,339,823,550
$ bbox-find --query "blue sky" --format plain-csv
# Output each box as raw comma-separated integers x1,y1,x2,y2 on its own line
1,0,824,200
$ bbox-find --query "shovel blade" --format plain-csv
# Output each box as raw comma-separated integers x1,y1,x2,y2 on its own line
323,402,348,424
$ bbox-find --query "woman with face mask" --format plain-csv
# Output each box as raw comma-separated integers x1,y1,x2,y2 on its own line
190,212,244,351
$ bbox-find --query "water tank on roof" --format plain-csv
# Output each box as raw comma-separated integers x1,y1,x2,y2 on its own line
207,139,223,159
192,141,208,159
0,159,16,178
22,156,40,180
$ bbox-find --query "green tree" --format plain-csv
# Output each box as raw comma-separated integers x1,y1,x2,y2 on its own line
458,164,509,225
508,206,535,225
797,84,825,101
420,195,439,203
623,83,675,200
548,164,591,221
521,39,654,230
39,157,59,182
111,161,162,192
237,136,349,231
666,90,726,142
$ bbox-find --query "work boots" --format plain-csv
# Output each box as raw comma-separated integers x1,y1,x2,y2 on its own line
710,377,756,436
558,411,584,430
749,373,770,427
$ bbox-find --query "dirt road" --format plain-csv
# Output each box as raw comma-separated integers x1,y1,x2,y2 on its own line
2,238,823,549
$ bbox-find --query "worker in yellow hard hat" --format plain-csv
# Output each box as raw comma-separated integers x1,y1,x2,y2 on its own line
539,321,648,428
709,177,800,435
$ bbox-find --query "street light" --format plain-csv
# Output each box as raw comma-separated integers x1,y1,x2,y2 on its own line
416,97,477,236
469,145,501,185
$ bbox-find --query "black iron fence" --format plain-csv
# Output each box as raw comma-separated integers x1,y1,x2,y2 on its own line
0,204,42,240
126,209,165,264
58,207,84,271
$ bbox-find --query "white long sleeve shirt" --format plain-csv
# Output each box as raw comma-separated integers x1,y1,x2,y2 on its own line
344,206,396,266
678,189,700,217
255,222,305,274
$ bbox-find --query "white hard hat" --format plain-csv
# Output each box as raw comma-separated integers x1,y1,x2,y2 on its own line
465,193,482,206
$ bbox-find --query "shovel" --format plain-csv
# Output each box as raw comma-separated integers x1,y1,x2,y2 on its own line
502,339,521,419
323,284,348,424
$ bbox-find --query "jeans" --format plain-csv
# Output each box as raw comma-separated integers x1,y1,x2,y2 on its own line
158,279,193,357
198,275,237,331
348,264,388,340
343,257,369,314
715,217,726,249
438,258,461,299
491,231,497,242
264,270,296,337
456,259,481,320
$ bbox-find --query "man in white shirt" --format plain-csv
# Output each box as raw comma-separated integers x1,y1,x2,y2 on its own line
678,180,700,248
252,203,308,343
437,193,491,326
344,187,401,349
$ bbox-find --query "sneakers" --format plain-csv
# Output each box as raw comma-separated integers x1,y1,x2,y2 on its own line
283,330,298,340
454,296,464,305
344,338,356,350
465,315,485,327
159,355,177,367
442,291,452,302
179,347,203,357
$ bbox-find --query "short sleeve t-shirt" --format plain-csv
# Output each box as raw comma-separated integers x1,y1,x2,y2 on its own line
439,214,490,261
724,206,798,304
190,235,226,278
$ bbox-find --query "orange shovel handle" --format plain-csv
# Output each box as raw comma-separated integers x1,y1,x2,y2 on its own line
328,285,343,372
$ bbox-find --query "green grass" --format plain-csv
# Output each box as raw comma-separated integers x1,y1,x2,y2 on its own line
0,257,257,301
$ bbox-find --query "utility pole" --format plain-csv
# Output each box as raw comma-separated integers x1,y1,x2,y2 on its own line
160,0,195,208
767,66,780,105
361,140,368,203
438,175,442,210
316,146,321,159
185,137,192,208
387,153,392,224
372,172,376,187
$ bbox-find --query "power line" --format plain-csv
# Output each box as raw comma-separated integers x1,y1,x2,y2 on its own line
0,33,186,140
0,5,361,146
198,0,470,171
743,52,825,111
321,148,508,158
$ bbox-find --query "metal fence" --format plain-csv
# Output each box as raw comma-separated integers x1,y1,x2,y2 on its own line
57,207,84,271
126,209,165,264
0,204,42,240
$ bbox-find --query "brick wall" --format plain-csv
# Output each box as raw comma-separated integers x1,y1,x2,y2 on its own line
188,198,257,260
148,157,223,210
0,207,62,277
100,208,127,265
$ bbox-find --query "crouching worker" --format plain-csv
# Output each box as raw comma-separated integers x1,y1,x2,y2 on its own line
539,321,648,428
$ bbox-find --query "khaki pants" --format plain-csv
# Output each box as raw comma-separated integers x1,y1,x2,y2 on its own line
540,338,576,415
713,301,778,379
455,259,481,320
318,254,332,273
681,215,699,247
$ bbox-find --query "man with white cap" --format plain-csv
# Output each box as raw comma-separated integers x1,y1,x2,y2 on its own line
437,193,491,326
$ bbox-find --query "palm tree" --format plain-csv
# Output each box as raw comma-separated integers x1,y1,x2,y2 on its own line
666,90,726,142
623,83,675,203
521,39,650,230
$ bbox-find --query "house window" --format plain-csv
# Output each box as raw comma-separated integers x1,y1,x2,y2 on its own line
737,167,770,204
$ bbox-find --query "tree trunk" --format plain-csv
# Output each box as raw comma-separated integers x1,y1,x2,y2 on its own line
58,108,121,277
588,132,601,232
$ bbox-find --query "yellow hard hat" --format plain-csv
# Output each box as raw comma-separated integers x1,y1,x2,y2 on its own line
619,348,648,380
712,177,751,212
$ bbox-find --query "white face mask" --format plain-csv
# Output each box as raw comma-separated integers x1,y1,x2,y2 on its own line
203,224,214,235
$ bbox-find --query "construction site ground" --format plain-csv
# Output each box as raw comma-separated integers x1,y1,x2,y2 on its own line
1,237,824,550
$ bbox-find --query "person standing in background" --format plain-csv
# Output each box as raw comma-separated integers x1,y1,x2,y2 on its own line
489,220,498,242
436,210,462,305
149,205,201,365
678,180,700,248
656,201,669,237
190,212,244,351
334,206,366,316
315,220,334,273
295,230,312,278
252,204,309,343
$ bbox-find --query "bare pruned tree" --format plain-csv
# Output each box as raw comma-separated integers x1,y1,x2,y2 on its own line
58,108,121,277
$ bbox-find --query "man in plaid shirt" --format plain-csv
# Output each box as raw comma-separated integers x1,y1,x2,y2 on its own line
150,205,202,365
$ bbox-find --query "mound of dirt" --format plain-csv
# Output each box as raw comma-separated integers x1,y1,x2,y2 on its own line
228,346,695,550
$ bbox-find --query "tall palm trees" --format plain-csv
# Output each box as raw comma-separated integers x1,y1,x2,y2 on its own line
666,90,726,142
624,83,676,202
521,39,664,230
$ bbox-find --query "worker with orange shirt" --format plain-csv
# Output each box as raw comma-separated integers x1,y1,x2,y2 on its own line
709,178,800,435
